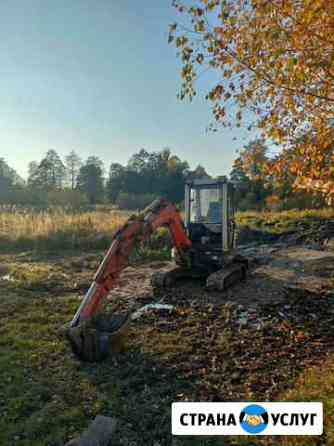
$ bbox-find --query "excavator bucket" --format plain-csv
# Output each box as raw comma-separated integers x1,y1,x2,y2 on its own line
67,313,131,362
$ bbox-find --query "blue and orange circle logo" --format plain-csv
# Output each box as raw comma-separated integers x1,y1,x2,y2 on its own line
239,404,268,434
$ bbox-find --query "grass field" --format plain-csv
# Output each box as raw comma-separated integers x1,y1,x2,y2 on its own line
0,207,130,252
1,206,334,252
0,206,334,445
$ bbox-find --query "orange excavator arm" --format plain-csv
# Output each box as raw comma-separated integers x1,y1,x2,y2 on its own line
70,198,192,328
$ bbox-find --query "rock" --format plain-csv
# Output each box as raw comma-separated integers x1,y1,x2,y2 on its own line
284,281,327,299
231,371,242,383
65,415,117,446
300,250,334,277
65,440,79,446
0,265,9,276
324,237,334,251
238,314,248,327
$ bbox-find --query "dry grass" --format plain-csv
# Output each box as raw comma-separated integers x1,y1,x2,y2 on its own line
0,207,130,251
1,205,333,252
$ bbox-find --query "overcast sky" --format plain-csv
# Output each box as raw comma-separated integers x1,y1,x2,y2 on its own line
0,0,256,179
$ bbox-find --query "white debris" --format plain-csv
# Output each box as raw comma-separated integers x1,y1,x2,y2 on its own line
1,274,15,282
131,303,175,320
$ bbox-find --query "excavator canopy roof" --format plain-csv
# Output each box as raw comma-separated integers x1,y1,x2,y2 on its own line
186,177,229,188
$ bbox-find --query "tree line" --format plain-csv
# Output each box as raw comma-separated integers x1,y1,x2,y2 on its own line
0,140,325,211
0,148,193,209
230,139,327,210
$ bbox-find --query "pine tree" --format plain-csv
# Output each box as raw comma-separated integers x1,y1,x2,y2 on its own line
77,157,104,204
29,150,66,190
65,150,82,190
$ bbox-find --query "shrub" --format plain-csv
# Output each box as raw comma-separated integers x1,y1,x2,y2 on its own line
47,189,88,209
238,192,262,211
116,193,157,210
265,194,282,210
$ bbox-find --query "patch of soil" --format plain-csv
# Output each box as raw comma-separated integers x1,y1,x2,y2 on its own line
105,245,334,313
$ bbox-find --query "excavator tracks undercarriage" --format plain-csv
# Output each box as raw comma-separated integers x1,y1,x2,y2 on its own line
206,263,247,291
151,266,208,290
151,257,248,293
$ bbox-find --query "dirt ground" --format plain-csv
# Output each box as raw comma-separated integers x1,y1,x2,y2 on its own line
1,237,334,446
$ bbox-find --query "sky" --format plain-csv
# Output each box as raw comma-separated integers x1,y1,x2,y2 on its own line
0,0,255,180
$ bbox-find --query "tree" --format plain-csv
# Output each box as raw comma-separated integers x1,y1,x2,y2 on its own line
0,158,23,185
170,0,334,201
239,139,272,205
230,159,248,187
106,149,189,204
0,159,14,203
86,156,105,172
229,158,250,205
27,161,39,187
238,139,269,182
77,158,104,204
127,149,150,173
106,163,126,202
29,150,65,190
0,158,25,204
65,150,82,190
186,164,211,181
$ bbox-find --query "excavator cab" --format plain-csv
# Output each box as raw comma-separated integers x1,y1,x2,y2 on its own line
182,178,236,271
155,177,245,290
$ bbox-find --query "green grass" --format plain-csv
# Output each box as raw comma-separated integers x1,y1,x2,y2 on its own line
0,250,171,446
275,358,334,446
0,290,107,446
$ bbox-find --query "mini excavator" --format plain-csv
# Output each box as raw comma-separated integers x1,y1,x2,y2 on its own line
67,178,247,361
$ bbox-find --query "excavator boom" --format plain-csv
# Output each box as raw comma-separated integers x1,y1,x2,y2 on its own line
70,198,191,330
